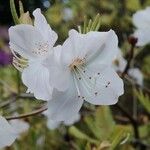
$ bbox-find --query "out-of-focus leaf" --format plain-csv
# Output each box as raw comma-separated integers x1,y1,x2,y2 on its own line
134,89,150,113
139,123,150,138
98,141,111,150
109,125,131,150
45,4,62,26
85,142,91,150
83,106,115,140
69,126,98,144
126,0,141,11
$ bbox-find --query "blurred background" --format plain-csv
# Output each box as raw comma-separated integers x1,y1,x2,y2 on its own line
0,0,150,150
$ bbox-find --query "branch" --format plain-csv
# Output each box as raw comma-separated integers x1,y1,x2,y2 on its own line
5,104,47,120
122,36,138,77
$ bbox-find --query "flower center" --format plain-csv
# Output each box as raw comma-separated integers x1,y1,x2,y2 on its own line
69,58,85,70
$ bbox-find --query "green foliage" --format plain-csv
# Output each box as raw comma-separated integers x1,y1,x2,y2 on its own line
134,89,150,113
69,106,132,150
1,0,150,149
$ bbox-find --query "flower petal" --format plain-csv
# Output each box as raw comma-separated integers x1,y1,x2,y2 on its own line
9,120,29,135
76,65,124,105
22,62,52,101
86,30,118,66
47,46,71,91
47,119,60,130
61,29,118,66
112,48,127,72
133,7,150,29
33,8,58,47
134,29,150,46
9,25,50,59
0,116,17,148
128,68,143,86
47,84,83,122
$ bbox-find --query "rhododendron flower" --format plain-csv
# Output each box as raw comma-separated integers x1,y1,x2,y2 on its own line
47,29,124,122
133,7,150,46
0,116,17,148
9,8,58,101
128,68,143,86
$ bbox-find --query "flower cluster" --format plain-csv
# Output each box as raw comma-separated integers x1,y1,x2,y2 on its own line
9,8,124,123
0,8,125,148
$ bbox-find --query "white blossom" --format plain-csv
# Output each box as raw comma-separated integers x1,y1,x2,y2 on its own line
128,68,143,86
133,7,150,46
0,116,17,148
47,29,124,122
9,8,58,101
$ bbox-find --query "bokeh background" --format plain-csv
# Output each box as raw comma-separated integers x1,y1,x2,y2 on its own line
0,0,150,150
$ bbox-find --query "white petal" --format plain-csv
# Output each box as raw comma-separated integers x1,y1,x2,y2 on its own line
112,48,127,72
9,25,50,59
86,30,118,66
47,84,83,122
134,29,150,46
9,120,29,135
0,116,17,148
64,113,80,125
128,68,143,86
22,62,52,101
47,119,60,130
61,29,118,66
133,7,150,29
33,8,58,47
47,46,71,91
76,65,124,105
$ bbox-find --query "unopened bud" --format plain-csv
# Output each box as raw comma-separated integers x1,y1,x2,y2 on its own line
128,36,138,46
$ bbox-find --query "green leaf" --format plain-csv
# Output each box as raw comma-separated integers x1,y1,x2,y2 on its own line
10,0,20,24
109,125,131,150
84,106,115,140
134,89,150,113
69,126,98,144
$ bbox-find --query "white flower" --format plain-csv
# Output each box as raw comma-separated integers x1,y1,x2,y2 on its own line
47,29,124,122
112,48,127,72
0,116,17,148
9,8,58,101
9,119,29,138
46,112,80,130
133,7,150,46
128,68,143,86
63,8,73,21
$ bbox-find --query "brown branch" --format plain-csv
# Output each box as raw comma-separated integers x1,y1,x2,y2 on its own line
5,104,47,120
122,36,138,78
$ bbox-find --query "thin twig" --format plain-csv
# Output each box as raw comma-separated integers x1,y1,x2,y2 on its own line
122,37,137,77
5,104,47,120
